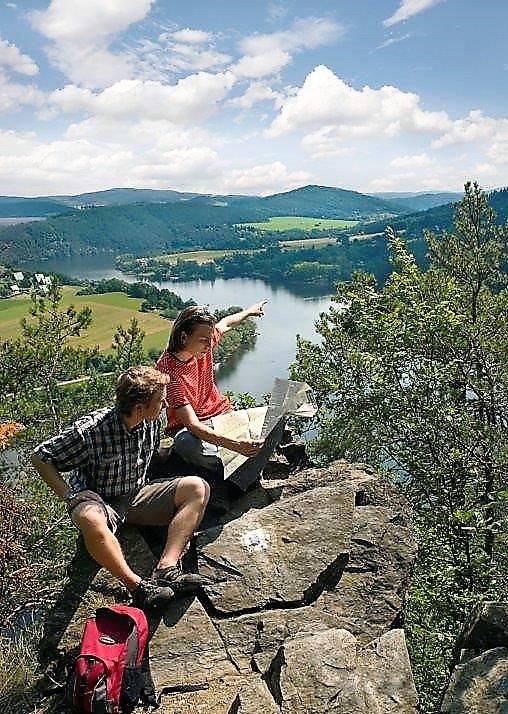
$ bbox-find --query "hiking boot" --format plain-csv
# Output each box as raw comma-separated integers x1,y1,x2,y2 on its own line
131,579,174,611
151,564,211,596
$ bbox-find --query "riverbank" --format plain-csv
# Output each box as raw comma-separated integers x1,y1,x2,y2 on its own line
16,256,334,398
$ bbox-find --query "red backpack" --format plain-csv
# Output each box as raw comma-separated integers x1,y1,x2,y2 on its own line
67,605,149,714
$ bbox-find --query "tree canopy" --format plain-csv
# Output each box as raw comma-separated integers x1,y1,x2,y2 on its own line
291,182,508,710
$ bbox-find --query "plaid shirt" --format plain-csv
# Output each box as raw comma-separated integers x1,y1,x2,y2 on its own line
33,406,160,498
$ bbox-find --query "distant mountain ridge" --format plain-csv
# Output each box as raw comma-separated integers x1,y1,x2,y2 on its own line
3,183,504,266
0,196,76,218
369,191,463,212
50,187,201,207
0,184,403,218
0,184,408,263
355,187,508,238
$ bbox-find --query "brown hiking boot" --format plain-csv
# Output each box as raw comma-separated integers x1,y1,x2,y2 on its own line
151,564,211,596
131,579,174,611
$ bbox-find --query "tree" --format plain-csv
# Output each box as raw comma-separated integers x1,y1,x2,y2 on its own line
111,317,146,370
17,284,92,429
291,182,508,710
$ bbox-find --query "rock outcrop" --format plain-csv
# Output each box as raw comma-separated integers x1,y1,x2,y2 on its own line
41,458,420,713
439,601,508,714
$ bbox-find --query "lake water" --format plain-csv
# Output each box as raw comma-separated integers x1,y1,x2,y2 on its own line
25,256,333,399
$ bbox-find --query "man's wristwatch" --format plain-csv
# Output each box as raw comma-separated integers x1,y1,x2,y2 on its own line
65,486,82,502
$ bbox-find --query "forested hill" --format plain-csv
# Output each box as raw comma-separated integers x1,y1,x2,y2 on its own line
369,191,463,212
355,187,508,238
0,184,402,218
0,184,405,263
258,185,404,217
51,187,201,207
0,196,76,218
0,200,267,262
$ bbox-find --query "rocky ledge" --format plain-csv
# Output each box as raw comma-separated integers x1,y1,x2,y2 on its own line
439,601,508,714
41,458,420,713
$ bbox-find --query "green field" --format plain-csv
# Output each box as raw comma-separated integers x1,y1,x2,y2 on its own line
149,249,236,264
239,216,358,232
0,287,170,353
349,231,385,241
279,237,337,249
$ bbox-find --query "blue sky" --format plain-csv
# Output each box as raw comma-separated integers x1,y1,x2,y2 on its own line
1,0,507,196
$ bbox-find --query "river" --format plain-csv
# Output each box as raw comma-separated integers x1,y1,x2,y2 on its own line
25,256,333,399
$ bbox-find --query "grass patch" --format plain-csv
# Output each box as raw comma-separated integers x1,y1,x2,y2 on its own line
0,624,44,711
349,231,385,241
239,216,358,232
0,287,171,352
279,237,337,249
148,249,238,264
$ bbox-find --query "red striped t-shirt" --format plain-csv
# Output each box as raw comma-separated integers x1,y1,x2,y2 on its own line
156,326,231,433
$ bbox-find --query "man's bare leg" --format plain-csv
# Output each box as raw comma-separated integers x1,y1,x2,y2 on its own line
73,503,141,590
157,475,210,569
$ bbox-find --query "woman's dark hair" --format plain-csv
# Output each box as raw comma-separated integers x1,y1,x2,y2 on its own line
167,305,215,354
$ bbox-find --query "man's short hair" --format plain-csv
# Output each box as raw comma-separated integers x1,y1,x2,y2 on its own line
116,365,170,415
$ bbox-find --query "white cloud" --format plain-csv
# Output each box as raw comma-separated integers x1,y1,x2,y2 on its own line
383,0,444,27
131,146,220,182
154,42,230,74
378,33,412,49
0,38,38,76
432,110,508,148
220,161,311,195
0,120,224,195
368,167,454,192
239,17,342,55
29,0,154,43
471,163,502,185
0,71,44,113
50,72,236,123
301,126,355,158
29,0,155,88
267,65,451,140
0,120,312,197
228,82,280,109
233,48,291,79
148,28,231,75
389,153,433,168
168,28,212,44
233,17,343,79
487,141,508,165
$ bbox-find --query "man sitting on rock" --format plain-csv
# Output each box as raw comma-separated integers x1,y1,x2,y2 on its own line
31,365,210,611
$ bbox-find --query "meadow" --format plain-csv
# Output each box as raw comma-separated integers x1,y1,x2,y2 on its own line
279,236,337,249
148,249,237,264
141,239,334,266
0,287,170,353
239,216,358,232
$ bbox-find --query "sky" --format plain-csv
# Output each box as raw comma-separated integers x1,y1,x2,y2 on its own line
1,0,507,197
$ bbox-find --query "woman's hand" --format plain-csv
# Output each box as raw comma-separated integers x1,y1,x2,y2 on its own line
247,300,268,317
234,438,264,457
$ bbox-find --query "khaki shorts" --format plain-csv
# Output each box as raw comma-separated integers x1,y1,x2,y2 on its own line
70,477,181,533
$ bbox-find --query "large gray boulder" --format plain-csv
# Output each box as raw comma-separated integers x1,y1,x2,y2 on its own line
42,460,419,714
440,648,508,714
440,601,508,713
197,484,354,613
270,627,418,714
